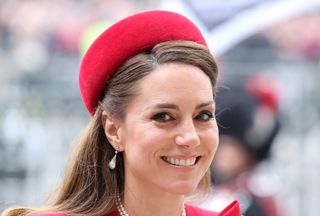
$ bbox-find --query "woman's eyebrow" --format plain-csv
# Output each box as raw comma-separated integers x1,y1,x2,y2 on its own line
151,103,179,110
196,101,214,109
147,101,214,111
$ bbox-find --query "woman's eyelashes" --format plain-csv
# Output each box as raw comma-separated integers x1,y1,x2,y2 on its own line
195,110,214,121
151,110,214,123
151,112,174,122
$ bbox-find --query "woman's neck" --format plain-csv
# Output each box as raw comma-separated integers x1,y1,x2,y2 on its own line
122,177,185,216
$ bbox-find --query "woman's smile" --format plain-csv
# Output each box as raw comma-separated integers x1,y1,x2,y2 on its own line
161,156,201,167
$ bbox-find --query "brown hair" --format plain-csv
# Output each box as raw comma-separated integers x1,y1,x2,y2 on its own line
2,40,218,216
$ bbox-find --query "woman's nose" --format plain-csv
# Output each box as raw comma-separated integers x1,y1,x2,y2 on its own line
175,120,200,148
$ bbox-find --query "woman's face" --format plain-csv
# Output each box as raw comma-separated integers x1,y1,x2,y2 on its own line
118,63,219,196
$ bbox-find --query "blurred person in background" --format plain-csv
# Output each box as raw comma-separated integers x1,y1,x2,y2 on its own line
2,11,241,216
201,74,282,216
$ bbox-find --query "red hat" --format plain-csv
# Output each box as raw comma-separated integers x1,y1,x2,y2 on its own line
79,10,207,115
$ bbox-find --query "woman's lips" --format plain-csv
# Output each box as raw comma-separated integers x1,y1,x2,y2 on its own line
161,156,201,167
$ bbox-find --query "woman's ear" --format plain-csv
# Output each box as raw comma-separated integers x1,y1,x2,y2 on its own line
102,111,124,149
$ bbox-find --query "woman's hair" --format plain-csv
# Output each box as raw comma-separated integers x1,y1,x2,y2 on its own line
3,40,218,216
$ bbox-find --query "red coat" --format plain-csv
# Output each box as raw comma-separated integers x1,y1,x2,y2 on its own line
27,201,241,216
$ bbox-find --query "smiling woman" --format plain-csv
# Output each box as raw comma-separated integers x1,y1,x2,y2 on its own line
111,62,218,197
2,10,241,216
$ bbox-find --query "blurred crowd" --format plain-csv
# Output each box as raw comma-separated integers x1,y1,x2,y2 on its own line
0,0,158,82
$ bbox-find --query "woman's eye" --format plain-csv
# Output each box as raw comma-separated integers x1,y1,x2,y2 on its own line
195,111,214,121
151,112,173,122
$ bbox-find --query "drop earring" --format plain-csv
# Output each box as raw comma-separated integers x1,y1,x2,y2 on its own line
109,147,119,170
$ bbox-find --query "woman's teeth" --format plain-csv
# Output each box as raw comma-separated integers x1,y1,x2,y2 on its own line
163,156,197,166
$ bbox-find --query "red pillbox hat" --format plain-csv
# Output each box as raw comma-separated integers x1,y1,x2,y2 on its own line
79,10,207,115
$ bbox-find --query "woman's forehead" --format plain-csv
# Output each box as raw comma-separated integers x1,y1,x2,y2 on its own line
139,63,212,90
127,63,214,110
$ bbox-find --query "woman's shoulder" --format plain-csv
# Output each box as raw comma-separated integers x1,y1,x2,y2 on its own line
185,204,218,216
25,202,241,216
186,200,241,216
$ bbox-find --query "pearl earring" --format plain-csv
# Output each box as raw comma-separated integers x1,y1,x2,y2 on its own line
109,147,119,170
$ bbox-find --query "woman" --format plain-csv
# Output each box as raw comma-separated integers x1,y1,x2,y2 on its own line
2,11,241,216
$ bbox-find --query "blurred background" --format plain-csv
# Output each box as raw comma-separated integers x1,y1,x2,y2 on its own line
0,0,319,215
